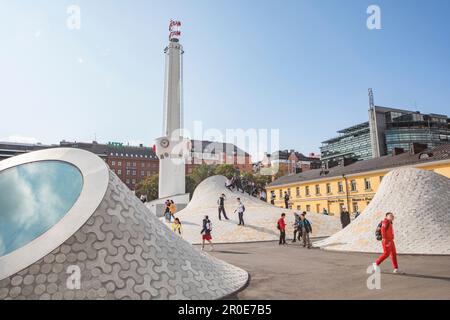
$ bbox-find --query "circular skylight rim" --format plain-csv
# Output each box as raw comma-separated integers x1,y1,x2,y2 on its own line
0,148,109,281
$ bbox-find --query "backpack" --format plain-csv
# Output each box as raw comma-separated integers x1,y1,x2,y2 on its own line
375,221,389,241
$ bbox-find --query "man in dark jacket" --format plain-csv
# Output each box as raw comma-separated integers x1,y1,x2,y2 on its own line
292,212,302,243
284,191,290,209
340,207,351,229
299,213,312,249
217,194,229,221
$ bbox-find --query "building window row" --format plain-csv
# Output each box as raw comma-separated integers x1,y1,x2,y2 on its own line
277,178,377,199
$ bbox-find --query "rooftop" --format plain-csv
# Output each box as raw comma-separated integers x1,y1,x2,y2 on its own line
268,144,450,187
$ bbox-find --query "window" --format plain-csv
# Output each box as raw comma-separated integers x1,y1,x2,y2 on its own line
111,161,116,166
305,186,310,196
117,170,122,175
297,205,301,210
350,180,357,192
0,161,83,257
287,188,291,196
338,182,344,193
364,178,371,190
296,187,300,197
316,204,320,213
141,163,145,168
126,162,131,167
279,190,282,198
132,179,136,184
126,170,131,175
352,202,359,213
133,162,136,167
132,170,136,176
118,161,122,166
315,185,320,195
141,171,145,176
306,205,311,212
126,179,130,184
326,183,332,194
147,171,151,176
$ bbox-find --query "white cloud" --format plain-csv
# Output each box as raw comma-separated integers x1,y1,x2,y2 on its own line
35,29,41,38
77,57,84,64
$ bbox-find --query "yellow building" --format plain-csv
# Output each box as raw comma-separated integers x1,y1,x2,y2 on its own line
267,144,450,215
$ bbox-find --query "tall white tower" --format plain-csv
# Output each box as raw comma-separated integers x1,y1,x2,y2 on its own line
155,21,189,200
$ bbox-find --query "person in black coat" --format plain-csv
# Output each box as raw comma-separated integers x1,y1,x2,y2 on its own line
217,194,229,220
340,207,351,229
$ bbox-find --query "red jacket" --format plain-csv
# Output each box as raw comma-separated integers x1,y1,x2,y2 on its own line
381,218,394,241
278,218,286,231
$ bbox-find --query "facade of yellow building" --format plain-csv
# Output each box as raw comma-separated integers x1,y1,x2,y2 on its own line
267,145,450,216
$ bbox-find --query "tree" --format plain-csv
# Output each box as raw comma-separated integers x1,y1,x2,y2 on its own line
214,164,236,179
137,174,159,201
190,164,217,185
185,175,197,197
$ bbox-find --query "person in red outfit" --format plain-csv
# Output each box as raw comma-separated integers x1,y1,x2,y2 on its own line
374,212,402,274
278,213,287,245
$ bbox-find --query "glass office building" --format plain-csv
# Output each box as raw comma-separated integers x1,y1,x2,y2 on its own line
321,122,373,163
321,107,450,164
385,112,450,154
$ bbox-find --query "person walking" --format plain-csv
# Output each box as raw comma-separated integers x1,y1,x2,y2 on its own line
277,213,287,245
299,213,312,249
284,191,290,209
235,198,246,226
292,212,302,243
217,194,229,220
200,215,214,251
260,189,267,202
172,218,182,236
164,200,172,223
340,207,351,229
169,200,177,220
373,212,402,273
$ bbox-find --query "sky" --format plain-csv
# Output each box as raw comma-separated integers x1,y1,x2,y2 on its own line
1,0,449,160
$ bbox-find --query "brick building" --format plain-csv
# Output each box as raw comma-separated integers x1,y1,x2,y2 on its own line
186,140,253,174
0,140,159,191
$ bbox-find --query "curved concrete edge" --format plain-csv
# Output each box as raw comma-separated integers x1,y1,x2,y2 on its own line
0,148,109,281
174,175,341,244
0,169,249,300
316,168,450,255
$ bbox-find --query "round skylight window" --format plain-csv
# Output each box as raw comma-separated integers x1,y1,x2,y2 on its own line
0,161,83,257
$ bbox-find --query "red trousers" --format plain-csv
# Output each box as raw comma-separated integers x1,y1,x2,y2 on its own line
376,240,398,269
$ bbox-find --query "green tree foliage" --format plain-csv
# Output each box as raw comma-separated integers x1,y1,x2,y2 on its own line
137,174,159,201
137,164,273,201
214,164,236,179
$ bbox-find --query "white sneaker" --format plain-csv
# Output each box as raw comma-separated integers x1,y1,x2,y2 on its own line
372,263,379,271
393,269,403,274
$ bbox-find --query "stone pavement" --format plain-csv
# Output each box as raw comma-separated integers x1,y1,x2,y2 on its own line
316,168,450,255
206,241,450,300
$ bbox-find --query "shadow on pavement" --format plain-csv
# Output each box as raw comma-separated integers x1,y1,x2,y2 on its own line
382,272,450,282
